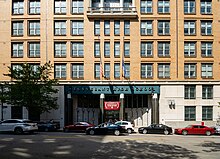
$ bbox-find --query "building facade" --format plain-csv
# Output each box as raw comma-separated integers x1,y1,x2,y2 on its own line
0,0,220,128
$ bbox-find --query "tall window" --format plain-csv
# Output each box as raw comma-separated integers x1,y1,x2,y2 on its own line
201,63,213,78
12,0,24,14
114,42,120,57
158,0,170,13
141,42,153,57
185,106,196,121
184,0,195,14
114,63,120,78
72,21,84,35
104,42,110,57
158,64,170,78
201,21,212,35
185,85,196,99
114,20,120,35
94,42,100,57
158,42,170,57
54,0,66,14
12,43,23,57
94,63,100,79
29,0,40,14
141,64,153,78
54,42,66,57
184,21,196,35
94,20,100,35
12,64,22,71
158,21,170,35
72,64,84,79
141,21,153,35
201,42,212,57
104,63,110,79
72,42,84,57
141,0,153,13
124,63,130,78
202,106,213,120
54,21,66,35
104,20,110,35
184,42,196,57
124,20,130,35
29,21,40,36
202,85,213,99
72,0,84,13
54,64,66,78
29,42,40,57
124,42,130,57
12,21,23,36
201,0,212,14
184,63,196,78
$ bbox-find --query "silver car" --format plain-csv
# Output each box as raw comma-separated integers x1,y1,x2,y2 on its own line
0,119,38,134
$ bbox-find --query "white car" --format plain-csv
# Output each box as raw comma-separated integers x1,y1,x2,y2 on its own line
0,119,38,134
115,121,134,134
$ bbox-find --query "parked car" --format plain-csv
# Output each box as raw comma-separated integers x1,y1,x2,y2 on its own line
86,123,127,136
0,119,38,135
138,124,173,135
37,121,60,132
174,124,215,136
63,122,95,132
115,121,134,134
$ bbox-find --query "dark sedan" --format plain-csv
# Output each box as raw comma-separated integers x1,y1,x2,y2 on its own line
63,122,95,132
138,124,173,135
37,121,60,132
86,123,127,136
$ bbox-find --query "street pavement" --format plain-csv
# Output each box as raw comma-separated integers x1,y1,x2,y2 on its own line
0,132,219,159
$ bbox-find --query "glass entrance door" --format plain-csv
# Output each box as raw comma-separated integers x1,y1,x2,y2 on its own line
104,110,119,123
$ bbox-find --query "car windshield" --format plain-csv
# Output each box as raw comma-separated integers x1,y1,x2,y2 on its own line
186,125,192,128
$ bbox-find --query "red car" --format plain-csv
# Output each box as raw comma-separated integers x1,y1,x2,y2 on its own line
63,122,95,132
175,124,215,136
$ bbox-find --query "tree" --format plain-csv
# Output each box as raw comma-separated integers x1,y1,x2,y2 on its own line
4,62,59,117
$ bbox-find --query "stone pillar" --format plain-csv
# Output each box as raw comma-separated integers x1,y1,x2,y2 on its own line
119,93,124,120
151,93,159,124
100,93,105,123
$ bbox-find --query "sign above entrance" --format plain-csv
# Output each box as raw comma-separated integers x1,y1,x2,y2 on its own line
104,102,120,110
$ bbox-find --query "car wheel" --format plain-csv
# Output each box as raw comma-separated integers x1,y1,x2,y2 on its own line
14,127,23,135
89,130,95,135
164,130,169,135
182,130,188,135
206,131,211,136
142,129,147,134
127,128,132,134
114,130,120,136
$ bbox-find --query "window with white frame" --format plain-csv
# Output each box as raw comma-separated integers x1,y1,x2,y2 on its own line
114,20,120,35
202,85,213,99
158,21,170,35
201,0,212,14
72,0,84,13
104,63,110,78
158,42,170,57
124,63,130,78
72,64,84,79
54,21,66,35
158,0,170,13
184,0,195,14
184,42,196,56
124,42,130,57
104,20,110,35
29,42,40,57
12,64,22,71
184,63,196,78
29,0,40,14
55,0,66,14
29,21,40,36
124,20,130,35
202,106,213,120
94,63,100,79
12,21,23,36
141,42,153,57
201,42,212,57
12,43,23,57
104,42,110,57
184,85,196,99
184,21,196,35
114,63,120,78
94,42,100,57
141,21,153,35
141,0,153,13
54,64,66,78
72,21,84,35
201,63,213,78
201,21,212,35
141,64,153,78
72,42,84,57
158,64,170,78
185,106,196,121
12,0,24,14
30,64,40,75
114,42,120,57
94,20,100,35
54,42,66,57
